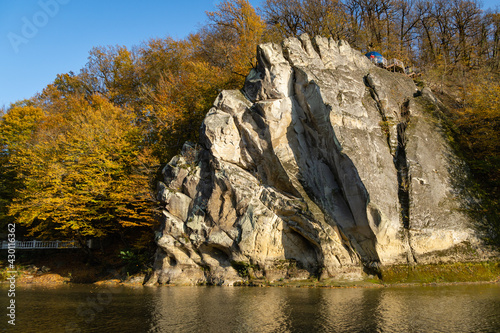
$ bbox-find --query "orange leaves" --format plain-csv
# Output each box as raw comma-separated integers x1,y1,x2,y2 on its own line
450,73,500,196
6,94,157,240
0,103,46,226
0,104,45,153
138,34,239,161
206,0,265,78
84,46,140,105
136,0,266,162
456,76,500,157
207,0,264,38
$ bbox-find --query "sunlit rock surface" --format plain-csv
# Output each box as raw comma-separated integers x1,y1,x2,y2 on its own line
146,34,491,286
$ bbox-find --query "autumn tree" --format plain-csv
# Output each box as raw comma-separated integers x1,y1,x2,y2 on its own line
132,36,220,162
450,0,482,66
262,0,349,41
82,45,141,107
7,91,157,246
482,10,500,69
388,0,423,62
299,0,350,40
262,0,309,39
0,102,44,230
204,0,266,79
447,72,500,244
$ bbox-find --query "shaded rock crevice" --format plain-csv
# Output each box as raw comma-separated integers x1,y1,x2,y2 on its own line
364,74,393,154
364,75,417,264
394,99,417,264
287,74,380,268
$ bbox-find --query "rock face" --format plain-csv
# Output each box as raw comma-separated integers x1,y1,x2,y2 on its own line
147,35,489,286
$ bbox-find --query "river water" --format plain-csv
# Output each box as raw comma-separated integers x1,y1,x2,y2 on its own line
2,283,500,332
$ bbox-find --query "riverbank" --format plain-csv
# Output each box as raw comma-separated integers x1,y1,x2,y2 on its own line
0,248,151,286
2,260,499,289
0,265,148,286
233,261,500,289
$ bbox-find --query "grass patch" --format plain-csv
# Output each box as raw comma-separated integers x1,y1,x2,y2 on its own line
231,261,258,278
380,262,500,284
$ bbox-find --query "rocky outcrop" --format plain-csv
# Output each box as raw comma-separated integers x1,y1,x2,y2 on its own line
146,34,491,286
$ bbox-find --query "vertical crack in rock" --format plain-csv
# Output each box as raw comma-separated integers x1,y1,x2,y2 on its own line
365,74,417,264
395,100,417,264
364,74,393,155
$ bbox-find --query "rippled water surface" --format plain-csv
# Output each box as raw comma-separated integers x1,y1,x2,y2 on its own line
3,283,500,332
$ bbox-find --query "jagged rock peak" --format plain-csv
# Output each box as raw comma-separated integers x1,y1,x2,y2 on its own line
147,34,492,286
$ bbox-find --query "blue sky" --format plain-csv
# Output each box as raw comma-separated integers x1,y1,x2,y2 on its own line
0,0,498,108
0,0,259,108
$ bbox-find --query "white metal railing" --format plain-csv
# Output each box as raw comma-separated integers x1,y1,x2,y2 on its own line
1,240,80,250
388,58,405,70
394,58,404,68
368,56,409,74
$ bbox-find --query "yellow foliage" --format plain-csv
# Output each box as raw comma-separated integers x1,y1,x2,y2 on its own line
8,94,157,240
206,0,265,78
457,76,500,162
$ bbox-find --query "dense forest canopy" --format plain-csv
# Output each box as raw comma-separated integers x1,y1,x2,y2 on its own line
1,0,499,248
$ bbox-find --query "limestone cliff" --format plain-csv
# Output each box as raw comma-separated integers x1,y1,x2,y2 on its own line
147,35,492,286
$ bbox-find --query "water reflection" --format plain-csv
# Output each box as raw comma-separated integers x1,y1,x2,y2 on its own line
314,288,381,332
372,285,500,333
4,283,500,332
148,287,291,332
145,285,500,333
